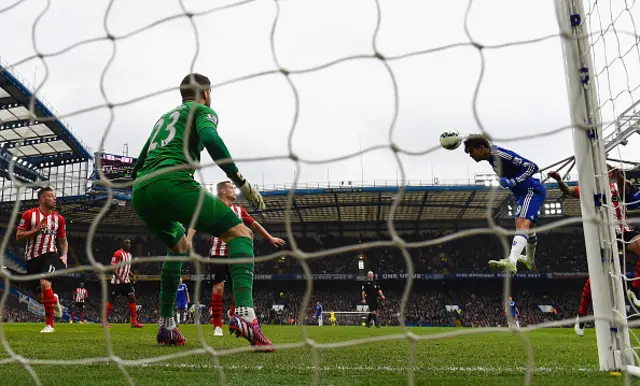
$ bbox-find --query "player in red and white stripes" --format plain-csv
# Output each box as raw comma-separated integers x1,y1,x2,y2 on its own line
208,180,285,337
104,239,144,328
549,168,640,336
70,282,88,324
16,187,67,333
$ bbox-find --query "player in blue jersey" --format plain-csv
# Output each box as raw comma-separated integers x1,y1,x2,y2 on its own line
175,278,190,326
316,302,323,326
508,296,520,328
464,135,546,274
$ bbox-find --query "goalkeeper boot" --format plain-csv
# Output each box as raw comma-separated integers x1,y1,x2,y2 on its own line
156,327,186,346
574,315,585,337
53,294,63,318
229,313,255,344
517,255,535,271
251,319,274,353
488,258,517,275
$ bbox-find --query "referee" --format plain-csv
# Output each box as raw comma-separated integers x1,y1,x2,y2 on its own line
361,271,385,328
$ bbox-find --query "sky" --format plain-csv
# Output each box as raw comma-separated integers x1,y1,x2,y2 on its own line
2,0,640,189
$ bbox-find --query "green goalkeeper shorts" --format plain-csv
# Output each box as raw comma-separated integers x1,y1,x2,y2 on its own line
132,171,242,247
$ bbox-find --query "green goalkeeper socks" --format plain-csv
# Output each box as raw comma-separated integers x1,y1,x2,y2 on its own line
227,236,255,308
159,256,184,317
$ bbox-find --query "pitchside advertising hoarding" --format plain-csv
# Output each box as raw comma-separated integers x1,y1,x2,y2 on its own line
128,272,616,281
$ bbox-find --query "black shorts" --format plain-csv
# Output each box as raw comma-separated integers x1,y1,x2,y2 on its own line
75,302,84,311
208,256,229,285
618,230,640,251
367,301,378,312
109,282,135,298
26,252,63,293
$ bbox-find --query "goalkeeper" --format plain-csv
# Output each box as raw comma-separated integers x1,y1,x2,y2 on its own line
131,73,272,350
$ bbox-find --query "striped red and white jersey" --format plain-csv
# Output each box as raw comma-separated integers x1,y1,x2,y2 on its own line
110,249,133,284
575,183,633,233
73,288,88,303
17,208,67,261
210,204,255,256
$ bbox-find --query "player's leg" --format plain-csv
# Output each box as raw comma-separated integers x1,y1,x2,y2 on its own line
575,279,591,337
209,264,226,336
133,177,266,347
127,285,143,328
71,306,76,324
318,316,322,327
490,187,545,274
78,303,84,324
28,254,59,332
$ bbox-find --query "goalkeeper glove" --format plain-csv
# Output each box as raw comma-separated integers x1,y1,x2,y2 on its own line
499,177,516,188
230,171,265,210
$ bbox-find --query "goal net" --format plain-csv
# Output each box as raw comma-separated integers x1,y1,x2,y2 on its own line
555,0,640,373
2,0,640,384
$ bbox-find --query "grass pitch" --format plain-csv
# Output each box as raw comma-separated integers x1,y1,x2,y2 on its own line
0,323,638,385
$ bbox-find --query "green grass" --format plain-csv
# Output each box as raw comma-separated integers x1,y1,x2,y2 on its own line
0,323,638,385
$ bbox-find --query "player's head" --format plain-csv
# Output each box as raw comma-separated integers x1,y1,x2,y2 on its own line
367,271,374,280
217,180,237,202
508,296,513,301
38,187,56,210
463,134,491,162
123,238,131,251
80,282,84,288
179,277,183,285
180,73,212,107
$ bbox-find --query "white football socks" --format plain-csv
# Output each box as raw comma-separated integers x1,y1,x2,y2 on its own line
508,231,529,265
158,316,176,330
236,306,256,323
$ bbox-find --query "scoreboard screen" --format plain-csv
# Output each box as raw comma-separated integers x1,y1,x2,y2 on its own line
95,153,137,183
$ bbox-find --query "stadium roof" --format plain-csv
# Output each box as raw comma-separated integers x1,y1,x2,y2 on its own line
0,58,92,183
0,183,581,226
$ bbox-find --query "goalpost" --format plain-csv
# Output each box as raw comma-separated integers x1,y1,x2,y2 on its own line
554,0,637,371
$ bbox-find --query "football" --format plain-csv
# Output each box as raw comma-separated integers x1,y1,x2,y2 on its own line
440,130,461,150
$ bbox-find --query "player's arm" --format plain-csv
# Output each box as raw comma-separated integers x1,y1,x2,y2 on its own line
131,138,150,180
57,215,68,267
186,227,196,251
186,286,191,304
15,212,45,241
547,171,580,198
377,286,386,301
195,108,264,209
241,207,286,247
361,287,366,304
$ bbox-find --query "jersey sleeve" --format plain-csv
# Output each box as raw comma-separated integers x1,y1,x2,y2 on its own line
195,105,219,133
111,250,122,265
239,206,255,226
18,211,31,231
56,215,67,238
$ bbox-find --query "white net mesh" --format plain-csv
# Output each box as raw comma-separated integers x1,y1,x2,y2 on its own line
3,0,640,385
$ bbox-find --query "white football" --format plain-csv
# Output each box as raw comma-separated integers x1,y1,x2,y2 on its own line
440,130,461,150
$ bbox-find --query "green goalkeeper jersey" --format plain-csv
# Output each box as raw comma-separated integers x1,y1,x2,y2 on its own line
133,101,237,189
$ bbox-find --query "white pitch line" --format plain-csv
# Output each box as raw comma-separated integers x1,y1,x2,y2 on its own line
127,363,599,374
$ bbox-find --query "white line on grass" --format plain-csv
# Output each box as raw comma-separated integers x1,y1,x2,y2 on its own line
129,363,599,374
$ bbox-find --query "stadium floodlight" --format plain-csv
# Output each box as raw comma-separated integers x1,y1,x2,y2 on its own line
543,202,563,216
474,173,499,187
